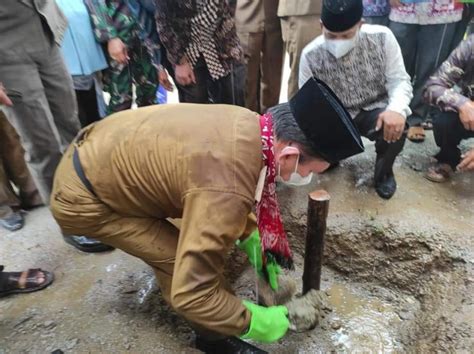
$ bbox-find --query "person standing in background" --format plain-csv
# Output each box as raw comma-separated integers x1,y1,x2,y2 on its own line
85,0,160,113
0,109,42,231
235,0,284,114
363,0,390,26
0,80,54,298
0,0,112,252
0,0,79,205
278,0,322,100
56,0,108,127
155,0,244,105
389,0,464,143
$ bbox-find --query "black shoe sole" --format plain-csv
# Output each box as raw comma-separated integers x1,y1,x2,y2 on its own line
63,237,115,253
195,336,267,354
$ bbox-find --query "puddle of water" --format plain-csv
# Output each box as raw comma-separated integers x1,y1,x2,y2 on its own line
328,284,402,353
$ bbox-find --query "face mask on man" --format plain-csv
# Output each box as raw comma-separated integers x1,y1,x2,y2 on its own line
275,147,313,186
324,30,359,59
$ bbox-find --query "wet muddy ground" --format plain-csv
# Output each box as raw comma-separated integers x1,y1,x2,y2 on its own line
1,133,473,353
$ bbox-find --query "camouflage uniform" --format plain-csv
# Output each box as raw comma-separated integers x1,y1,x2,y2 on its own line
85,0,159,113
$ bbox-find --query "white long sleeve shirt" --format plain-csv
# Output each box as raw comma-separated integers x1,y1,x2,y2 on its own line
299,24,413,119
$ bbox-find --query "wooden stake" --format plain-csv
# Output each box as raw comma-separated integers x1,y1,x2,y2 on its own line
302,190,330,294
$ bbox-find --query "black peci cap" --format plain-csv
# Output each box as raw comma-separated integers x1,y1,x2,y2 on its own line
289,77,364,163
321,0,363,33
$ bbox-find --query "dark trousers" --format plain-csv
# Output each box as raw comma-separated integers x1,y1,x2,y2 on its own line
433,111,474,169
353,108,407,182
76,88,101,128
389,21,458,126
450,6,474,53
172,56,245,106
363,16,389,27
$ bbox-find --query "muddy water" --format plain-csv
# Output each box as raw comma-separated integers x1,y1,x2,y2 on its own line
327,284,402,353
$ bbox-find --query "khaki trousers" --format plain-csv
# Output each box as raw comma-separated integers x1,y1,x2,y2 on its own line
52,145,178,303
238,23,284,114
0,111,41,218
50,146,234,339
280,14,321,99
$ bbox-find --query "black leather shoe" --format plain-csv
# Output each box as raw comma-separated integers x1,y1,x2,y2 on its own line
0,211,24,231
375,172,397,199
63,235,114,253
195,335,267,354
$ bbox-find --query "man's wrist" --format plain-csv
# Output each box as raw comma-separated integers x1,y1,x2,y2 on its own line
385,106,408,119
458,98,472,113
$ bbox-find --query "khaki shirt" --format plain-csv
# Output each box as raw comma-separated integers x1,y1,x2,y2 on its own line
235,0,281,33
277,0,322,17
79,104,263,336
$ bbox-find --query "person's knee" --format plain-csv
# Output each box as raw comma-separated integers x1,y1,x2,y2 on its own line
433,111,461,134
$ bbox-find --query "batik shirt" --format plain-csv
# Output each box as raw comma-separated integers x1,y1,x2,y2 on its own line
424,35,474,112
156,0,243,80
85,0,161,69
363,0,390,17
389,0,463,25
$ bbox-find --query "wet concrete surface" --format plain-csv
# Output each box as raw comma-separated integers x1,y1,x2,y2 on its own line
0,132,473,353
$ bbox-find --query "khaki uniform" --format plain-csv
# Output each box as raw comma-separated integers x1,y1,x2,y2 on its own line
51,104,263,337
278,0,322,99
235,0,284,114
0,111,41,218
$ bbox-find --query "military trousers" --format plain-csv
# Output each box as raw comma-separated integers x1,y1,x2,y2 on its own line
105,39,158,114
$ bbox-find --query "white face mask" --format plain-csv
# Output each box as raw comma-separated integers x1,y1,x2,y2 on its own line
275,148,314,186
324,31,359,59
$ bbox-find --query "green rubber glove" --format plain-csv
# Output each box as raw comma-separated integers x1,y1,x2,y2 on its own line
241,301,289,343
237,230,282,291
237,230,263,274
265,260,281,291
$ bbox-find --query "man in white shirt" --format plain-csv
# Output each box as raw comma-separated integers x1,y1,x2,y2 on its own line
299,0,413,200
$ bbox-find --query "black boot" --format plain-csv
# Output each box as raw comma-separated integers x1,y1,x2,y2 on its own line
375,171,397,199
195,335,267,354
63,235,114,253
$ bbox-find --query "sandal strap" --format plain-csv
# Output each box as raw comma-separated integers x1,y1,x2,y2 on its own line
436,164,453,178
23,269,45,289
3,268,45,291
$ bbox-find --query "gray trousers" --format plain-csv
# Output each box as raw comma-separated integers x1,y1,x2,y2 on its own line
389,21,458,126
0,43,80,203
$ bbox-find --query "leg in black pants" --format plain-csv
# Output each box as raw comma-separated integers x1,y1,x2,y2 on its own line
76,87,101,128
169,56,245,106
432,111,474,169
353,108,407,199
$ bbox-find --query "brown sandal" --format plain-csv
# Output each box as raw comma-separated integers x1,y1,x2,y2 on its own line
407,126,425,143
424,163,453,183
0,266,54,297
